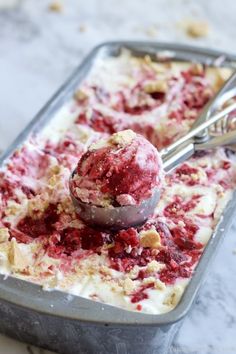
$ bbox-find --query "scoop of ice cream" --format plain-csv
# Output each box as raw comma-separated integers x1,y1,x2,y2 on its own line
70,130,163,207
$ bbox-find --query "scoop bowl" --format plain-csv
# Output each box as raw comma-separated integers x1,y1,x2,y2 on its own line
70,178,160,230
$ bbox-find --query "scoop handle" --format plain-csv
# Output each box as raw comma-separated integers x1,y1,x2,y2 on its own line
160,101,236,159
162,141,194,172
190,71,236,133
162,129,236,173
196,129,236,150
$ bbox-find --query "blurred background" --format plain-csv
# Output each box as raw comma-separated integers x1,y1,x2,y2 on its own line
0,0,236,353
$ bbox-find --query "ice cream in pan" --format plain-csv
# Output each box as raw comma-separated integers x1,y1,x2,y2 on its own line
1,51,236,314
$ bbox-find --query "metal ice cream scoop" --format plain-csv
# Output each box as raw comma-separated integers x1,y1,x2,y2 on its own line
70,72,236,230
70,181,161,230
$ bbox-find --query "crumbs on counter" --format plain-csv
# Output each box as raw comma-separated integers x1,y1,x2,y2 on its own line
145,26,158,38
79,24,87,33
133,25,158,38
48,1,63,13
179,19,209,38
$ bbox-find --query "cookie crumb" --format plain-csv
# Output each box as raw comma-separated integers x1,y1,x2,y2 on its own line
140,229,162,249
49,1,63,13
123,278,136,295
144,80,168,94
190,63,204,76
0,228,10,243
145,27,158,38
146,260,165,273
74,89,88,102
79,24,87,33
164,286,182,306
110,130,136,147
185,20,209,38
8,239,28,271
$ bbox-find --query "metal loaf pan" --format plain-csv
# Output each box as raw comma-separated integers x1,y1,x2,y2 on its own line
0,42,236,354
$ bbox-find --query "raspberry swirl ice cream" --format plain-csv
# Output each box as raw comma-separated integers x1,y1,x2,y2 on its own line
70,130,163,207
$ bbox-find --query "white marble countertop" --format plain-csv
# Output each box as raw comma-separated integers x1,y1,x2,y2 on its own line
0,0,236,353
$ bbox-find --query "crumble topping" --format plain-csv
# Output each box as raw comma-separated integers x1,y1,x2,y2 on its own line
0,228,10,243
140,229,162,249
143,80,168,94
163,286,182,306
8,238,29,272
109,129,137,147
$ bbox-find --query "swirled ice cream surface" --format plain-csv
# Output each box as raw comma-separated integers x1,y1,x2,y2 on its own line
0,50,235,314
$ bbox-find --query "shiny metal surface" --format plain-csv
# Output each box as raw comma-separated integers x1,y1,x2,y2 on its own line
160,77,236,173
162,128,236,173
71,187,160,229
196,129,236,150
160,99,236,159
162,142,195,172
191,71,236,131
